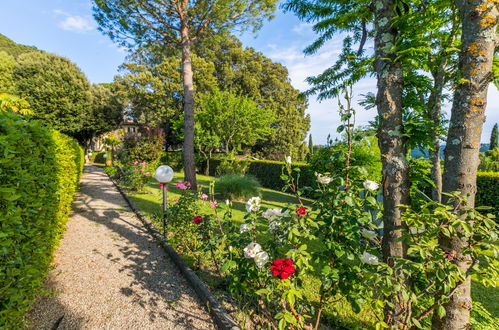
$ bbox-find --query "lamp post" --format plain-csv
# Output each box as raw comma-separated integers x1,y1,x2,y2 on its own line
154,165,174,238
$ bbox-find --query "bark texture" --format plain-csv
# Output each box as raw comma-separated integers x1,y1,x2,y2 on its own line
373,0,410,325
181,17,198,191
432,1,498,329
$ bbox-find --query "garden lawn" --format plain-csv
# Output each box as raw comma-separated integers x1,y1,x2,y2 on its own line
127,173,498,328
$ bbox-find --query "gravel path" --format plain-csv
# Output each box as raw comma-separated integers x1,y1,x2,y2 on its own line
26,165,215,330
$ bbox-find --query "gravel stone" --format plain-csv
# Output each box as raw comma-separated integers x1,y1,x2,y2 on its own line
26,165,215,330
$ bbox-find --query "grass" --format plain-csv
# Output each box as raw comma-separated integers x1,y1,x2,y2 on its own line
125,172,498,328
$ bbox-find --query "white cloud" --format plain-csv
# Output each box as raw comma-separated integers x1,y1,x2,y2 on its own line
53,9,94,33
292,23,313,36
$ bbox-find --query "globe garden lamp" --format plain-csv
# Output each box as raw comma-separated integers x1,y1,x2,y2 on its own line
154,165,174,238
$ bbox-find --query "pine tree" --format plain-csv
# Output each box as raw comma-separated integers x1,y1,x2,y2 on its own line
490,123,498,150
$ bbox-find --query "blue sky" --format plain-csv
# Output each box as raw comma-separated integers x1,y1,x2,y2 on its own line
1,0,497,145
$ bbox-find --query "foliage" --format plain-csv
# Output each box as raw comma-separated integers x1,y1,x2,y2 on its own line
0,51,15,93
196,37,310,160
216,154,250,176
0,93,32,115
104,165,118,178
214,175,262,201
201,90,276,154
479,148,499,172
72,84,124,146
0,111,82,328
120,127,164,165
119,161,151,192
308,133,381,182
0,33,38,59
12,51,91,134
92,151,108,164
475,172,499,217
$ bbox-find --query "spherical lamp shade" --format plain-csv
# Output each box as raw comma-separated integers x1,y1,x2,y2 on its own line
103,154,108,158
154,165,174,183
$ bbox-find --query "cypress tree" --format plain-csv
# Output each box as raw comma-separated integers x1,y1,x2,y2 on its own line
490,123,498,150
308,134,314,155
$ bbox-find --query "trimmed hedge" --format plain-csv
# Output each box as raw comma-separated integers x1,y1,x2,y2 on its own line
207,159,314,192
476,172,499,217
0,111,83,328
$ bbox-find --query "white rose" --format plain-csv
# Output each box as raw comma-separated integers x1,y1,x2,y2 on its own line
245,197,261,212
360,252,379,265
254,251,269,268
268,220,281,231
225,199,230,205
262,208,277,220
315,172,332,185
363,180,380,191
285,156,292,164
360,229,377,240
240,224,251,234
243,242,262,258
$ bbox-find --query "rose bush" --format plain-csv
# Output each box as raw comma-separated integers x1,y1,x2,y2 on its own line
158,159,497,329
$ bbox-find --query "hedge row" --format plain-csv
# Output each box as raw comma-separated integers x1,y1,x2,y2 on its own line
476,172,499,217
207,159,498,212
206,159,314,192
0,111,83,328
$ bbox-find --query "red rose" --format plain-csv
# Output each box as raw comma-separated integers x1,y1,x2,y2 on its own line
270,258,295,280
192,216,203,225
296,207,307,216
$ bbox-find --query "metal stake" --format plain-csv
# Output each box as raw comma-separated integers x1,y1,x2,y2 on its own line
162,185,168,238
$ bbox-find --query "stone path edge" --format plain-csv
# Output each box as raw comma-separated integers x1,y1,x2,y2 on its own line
107,174,240,330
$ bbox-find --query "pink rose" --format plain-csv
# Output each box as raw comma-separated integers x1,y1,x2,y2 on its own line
131,161,138,165
175,181,188,190
210,201,218,209
159,184,169,190
200,194,209,200
140,162,146,167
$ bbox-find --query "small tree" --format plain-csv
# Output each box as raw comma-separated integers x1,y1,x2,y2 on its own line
490,123,498,151
198,90,274,155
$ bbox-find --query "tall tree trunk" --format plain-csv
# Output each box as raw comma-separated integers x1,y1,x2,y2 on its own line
373,0,410,326
180,21,198,191
432,1,498,329
427,65,446,203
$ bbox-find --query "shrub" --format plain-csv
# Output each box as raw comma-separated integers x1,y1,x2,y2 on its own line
216,154,249,176
0,111,83,328
120,161,151,192
104,165,118,178
214,175,261,200
120,127,164,164
476,172,499,217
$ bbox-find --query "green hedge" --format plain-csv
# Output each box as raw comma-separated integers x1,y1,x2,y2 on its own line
206,159,314,192
0,111,83,328
476,172,499,217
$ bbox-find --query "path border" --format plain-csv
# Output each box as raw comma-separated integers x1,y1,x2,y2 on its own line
105,169,240,330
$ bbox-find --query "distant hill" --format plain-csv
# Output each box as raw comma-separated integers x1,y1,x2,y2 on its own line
411,144,490,158
0,34,39,58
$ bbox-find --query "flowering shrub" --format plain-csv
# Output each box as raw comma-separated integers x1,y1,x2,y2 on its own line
157,159,498,329
121,161,151,192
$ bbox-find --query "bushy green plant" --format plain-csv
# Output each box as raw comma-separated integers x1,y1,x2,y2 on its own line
216,153,249,176
476,172,499,217
214,175,261,200
0,111,82,328
308,135,382,182
104,165,118,178
120,127,164,164
120,160,151,192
